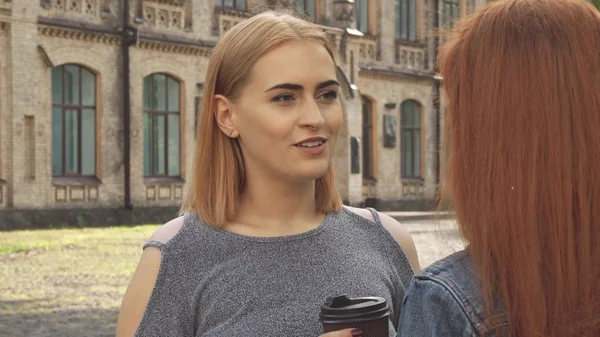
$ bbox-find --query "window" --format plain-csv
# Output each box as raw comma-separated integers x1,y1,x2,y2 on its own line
443,0,460,28
350,137,360,174
362,96,375,179
194,96,201,139
51,64,96,176
396,0,416,41
400,100,421,178
293,0,316,22
355,0,369,33
143,74,181,177
215,0,246,11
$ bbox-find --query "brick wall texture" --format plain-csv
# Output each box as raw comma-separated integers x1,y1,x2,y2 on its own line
0,0,483,216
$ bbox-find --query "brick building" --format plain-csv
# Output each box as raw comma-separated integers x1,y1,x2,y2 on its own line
0,0,484,227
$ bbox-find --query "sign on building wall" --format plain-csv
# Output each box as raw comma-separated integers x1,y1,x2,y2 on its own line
350,136,360,174
383,115,397,148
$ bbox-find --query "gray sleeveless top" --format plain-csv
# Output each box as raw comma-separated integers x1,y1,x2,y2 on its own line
134,207,415,337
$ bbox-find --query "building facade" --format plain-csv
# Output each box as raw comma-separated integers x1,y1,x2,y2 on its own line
0,0,484,227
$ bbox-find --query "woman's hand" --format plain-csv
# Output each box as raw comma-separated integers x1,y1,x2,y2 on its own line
319,328,363,337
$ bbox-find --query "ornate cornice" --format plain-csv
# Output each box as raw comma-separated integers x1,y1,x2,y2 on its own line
37,16,214,56
359,66,436,84
38,24,120,45
137,31,214,56
144,0,187,7
137,39,211,56
215,7,252,19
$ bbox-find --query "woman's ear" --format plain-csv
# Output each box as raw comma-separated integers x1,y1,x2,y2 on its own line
214,94,238,138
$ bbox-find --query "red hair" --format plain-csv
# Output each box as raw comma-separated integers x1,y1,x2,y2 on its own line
439,0,600,335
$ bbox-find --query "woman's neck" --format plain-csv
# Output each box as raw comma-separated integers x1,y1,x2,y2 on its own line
230,175,324,237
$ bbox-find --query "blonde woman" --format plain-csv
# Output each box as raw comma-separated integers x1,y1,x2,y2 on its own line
116,11,420,337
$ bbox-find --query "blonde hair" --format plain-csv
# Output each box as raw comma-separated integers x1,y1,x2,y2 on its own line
180,11,343,226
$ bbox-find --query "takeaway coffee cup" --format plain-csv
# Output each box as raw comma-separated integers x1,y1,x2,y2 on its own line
319,295,390,337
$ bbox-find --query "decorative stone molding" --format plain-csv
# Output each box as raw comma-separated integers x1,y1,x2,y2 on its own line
0,0,12,16
333,0,354,29
349,34,378,63
144,0,186,6
358,67,434,85
217,10,248,35
395,42,427,72
54,185,100,202
137,40,211,56
362,180,376,197
145,184,183,201
37,25,120,45
41,0,102,18
402,180,424,196
142,1,186,30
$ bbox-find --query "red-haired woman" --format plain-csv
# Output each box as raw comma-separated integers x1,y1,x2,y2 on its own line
322,0,600,336
397,0,600,336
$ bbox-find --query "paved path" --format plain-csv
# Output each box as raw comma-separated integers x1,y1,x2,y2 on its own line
401,218,465,268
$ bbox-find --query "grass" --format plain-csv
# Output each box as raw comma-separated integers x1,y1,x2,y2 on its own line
0,224,161,337
0,225,160,256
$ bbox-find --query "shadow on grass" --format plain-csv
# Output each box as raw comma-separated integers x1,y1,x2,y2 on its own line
0,299,119,337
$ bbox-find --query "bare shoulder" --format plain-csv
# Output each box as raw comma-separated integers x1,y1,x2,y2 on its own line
344,206,421,273
148,216,185,244
343,205,374,220
115,217,184,337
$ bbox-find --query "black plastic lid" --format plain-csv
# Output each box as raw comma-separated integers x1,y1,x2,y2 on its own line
319,295,390,324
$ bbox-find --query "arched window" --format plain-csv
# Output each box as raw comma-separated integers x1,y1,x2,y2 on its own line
293,0,316,22
362,96,375,180
396,0,416,41
51,64,96,176
143,73,181,177
400,100,421,178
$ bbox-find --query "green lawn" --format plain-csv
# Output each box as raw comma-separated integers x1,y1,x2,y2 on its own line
0,225,160,256
0,224,161,337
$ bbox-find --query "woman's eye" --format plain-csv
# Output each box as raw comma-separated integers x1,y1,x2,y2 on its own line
319,91,339,101
272,94,295,102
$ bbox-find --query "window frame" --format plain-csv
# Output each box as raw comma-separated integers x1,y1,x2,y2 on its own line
396,0,417,41
355,0,369,33
51,64,97,178
400,100,422,179
214,0,246,11
442,0,460,28
143,73,182,178
293,0,317,22
361,96,376,180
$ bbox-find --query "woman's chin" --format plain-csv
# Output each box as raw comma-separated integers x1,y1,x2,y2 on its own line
293,166,331,182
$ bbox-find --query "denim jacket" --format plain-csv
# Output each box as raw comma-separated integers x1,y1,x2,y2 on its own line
397,249,508,336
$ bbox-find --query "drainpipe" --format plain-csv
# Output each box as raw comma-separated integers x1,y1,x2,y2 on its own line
122,0,136,209
432,0,441,198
